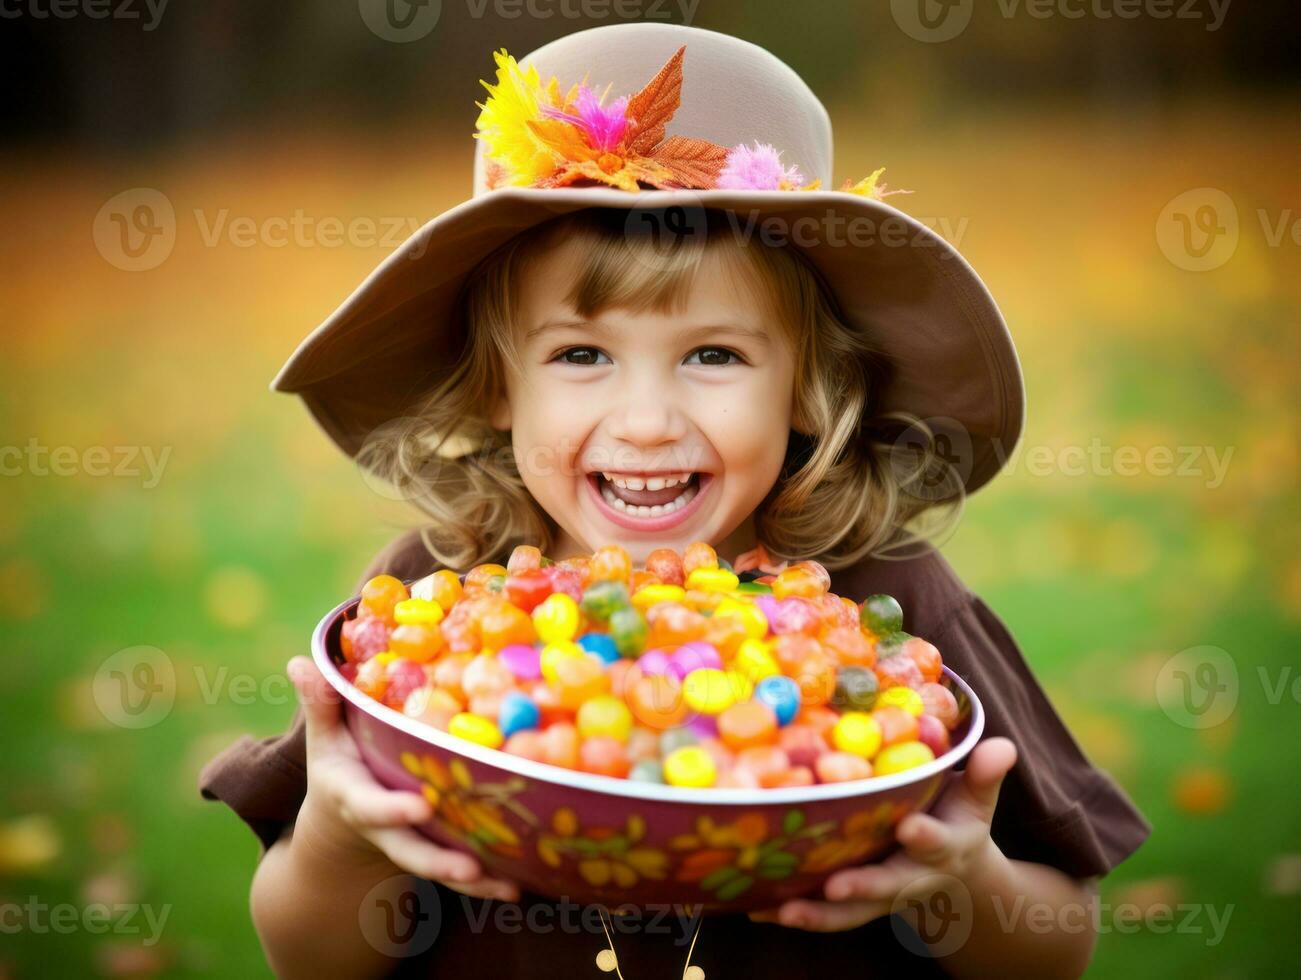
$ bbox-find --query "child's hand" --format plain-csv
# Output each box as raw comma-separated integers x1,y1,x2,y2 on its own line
286,656,521,903
747,737,1018,932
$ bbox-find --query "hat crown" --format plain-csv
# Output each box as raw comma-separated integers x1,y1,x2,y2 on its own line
471,23,833,196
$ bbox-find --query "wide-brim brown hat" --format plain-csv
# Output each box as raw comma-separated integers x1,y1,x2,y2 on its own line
273,22,1024,495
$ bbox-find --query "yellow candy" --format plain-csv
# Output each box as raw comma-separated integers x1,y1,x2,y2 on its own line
576,695,633,742
725,669,754,703
631,584,686,610
733,638,780,682
713,598,768,639
532,593,579,643
876,686,924,716
685,568,740,593
448,712,503,749
371,652,397,668
831,712,883,758
873,741,935,775
682,668,737,715
663,746,717,787
394,598,444,626
540,640,584,684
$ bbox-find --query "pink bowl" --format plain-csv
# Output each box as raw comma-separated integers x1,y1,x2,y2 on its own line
313,594,984,913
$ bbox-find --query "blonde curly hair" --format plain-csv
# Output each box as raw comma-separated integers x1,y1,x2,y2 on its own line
357,208,963,571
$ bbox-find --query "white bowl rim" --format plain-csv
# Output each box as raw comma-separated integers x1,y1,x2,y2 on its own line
312,595,986,807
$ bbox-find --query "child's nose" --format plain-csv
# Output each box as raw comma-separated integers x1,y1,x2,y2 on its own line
605,384,689,449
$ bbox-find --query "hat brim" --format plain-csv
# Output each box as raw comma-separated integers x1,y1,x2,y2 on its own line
273,187,1024,496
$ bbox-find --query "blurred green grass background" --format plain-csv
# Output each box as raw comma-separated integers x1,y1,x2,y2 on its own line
1,97,1298,978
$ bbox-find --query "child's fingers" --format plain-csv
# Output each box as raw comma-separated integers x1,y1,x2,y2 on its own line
896,813,956,864
365,825,482,883
956,737,1018,822
337,780,432,829
287,656,343,752
762,897,890,932
364,827,521,902
823,860,918,903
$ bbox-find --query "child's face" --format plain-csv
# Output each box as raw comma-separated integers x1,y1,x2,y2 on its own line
492,237,797,565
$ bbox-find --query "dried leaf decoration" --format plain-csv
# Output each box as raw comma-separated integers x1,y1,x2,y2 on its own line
472,44,903,200
622,45,686,156
652,135,730,189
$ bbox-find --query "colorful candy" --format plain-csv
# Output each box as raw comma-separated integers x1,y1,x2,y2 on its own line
336,542,966,789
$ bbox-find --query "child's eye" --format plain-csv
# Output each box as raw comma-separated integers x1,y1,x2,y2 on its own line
685,347,744,366
553,347,611,366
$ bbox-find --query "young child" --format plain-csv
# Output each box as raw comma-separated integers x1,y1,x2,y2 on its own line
200,23,1149,979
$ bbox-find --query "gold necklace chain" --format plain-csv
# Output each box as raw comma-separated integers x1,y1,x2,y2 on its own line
594,905,707,980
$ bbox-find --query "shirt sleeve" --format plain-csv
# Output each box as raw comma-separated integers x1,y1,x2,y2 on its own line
931,595,1151,880
196,530,438,853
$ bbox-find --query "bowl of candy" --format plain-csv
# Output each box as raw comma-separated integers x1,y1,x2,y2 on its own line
312,542,983,913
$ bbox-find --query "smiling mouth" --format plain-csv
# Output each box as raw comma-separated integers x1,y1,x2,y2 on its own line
591,471,702,518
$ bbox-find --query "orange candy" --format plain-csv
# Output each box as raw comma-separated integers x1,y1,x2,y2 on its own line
506,545,543,574
388,623,445,663
682,541,718,575
360,575,408,624
735,745,792,787
579,736,631,778
463,563,507,592
627,673,690,730
771,633,824,674
552,654,609,710
815,751,873,783
772,567,823,599
791,654,837,707
645,548,685,586
503,729,548,762
717,701,779,750
431,653,472,702
873,705,920,747
904,637,943,683
646,603,707,648
820,626,877,669
542,722,580,769
590,544,632,583
478,599,536,650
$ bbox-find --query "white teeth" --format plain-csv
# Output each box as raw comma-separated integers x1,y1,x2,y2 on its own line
599,478,699,518
599,471,693,490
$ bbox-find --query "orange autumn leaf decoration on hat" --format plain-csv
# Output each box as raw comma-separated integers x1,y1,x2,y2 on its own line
474,46,907,199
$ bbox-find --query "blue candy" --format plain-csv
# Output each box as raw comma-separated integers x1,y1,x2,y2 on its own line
498,690,540,737
578,632,620,665
755,675,801,726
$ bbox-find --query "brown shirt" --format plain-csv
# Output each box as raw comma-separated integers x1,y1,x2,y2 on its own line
199,531,1150,977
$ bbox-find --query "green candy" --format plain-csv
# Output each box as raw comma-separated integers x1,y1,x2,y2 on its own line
629,759,665,784
658,727,698,755
608,606,647,657
736,581,774,595
875,631,914,659
580,580,630,621
833,665,879,711
486,574,506,593
860,593,904,634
